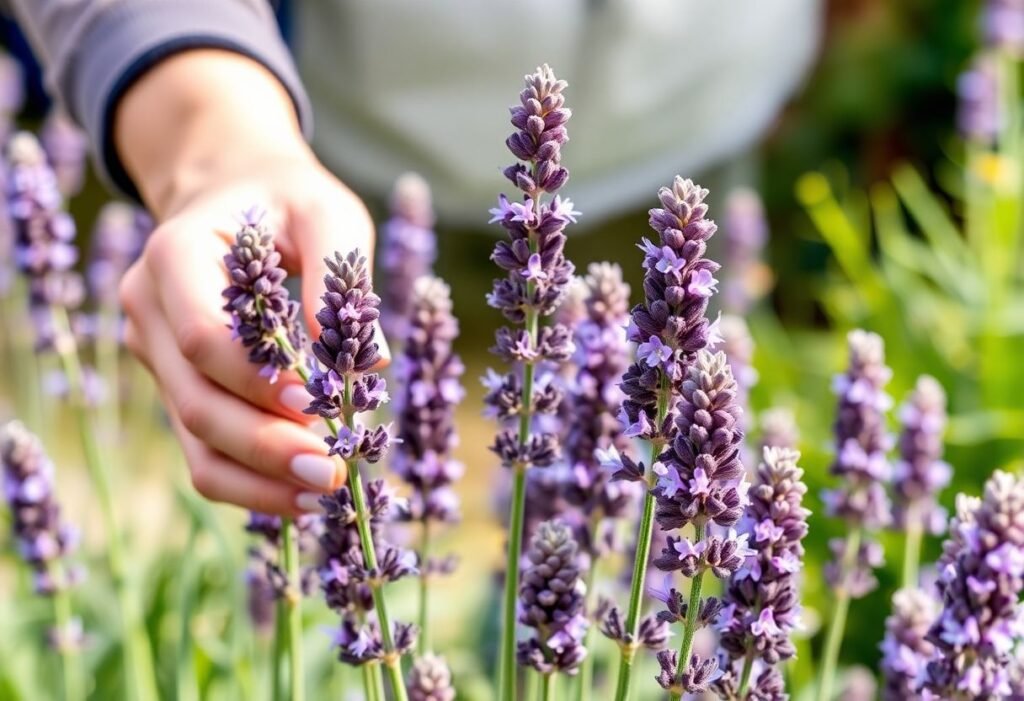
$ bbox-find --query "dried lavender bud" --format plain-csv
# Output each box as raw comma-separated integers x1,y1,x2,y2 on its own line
407,654,456,701
715,447,809,697
1,421,83,597
822,330,892,597
88,202,151,307
893,376,951,535
923,471,1024,698
393,276,465,528
983,0,1024,53
957,56,1001,144
517,520,588,674
380,172,437,341
758,407,799,453
221,208,306,382
722,188,769,314
41,112,87,199
5,132,84,327
880,588,939,700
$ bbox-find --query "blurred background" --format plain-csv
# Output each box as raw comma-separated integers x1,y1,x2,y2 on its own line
1,0,1021,699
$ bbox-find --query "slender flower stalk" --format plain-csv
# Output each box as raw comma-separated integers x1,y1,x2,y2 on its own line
879,588,938,700
392,275,465,655
2,421,85,701
518,521,588,693
6,131,158,701
601,176,726,701
221,209,309,701
486,64,577,701
380,172,437,341
304,250,414,701
817,330,893,701
922,470,1024,698
713,447,809,700
892,376,951,589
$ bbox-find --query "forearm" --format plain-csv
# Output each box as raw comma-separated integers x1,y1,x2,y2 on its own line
115,50,310,219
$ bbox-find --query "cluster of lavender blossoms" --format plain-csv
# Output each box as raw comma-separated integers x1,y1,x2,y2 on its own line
1,421,84,649
41,112,87,199
244,512,317,636
407,654,456,701
714,447,809,700
823,330,892,598
921,471,1024,699
5,132,83,343
220,208,307,382
957,56,1000,144
983,0,1024,54
893,375,951,536
719,315,757,438
518,520,588,675
380,172,438,340
880,588,939,700
88,202,152,308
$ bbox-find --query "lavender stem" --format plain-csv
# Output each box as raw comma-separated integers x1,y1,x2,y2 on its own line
541,672,556,701
816,528,860,701
669,522,707,701
737,650,755,697
418,519,432,655
501,464,529,699
279,518,304,701
901,509,923,590
49,304,159,701
50,564,84,701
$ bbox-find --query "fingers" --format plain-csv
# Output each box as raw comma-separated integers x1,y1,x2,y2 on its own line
144,225,311,420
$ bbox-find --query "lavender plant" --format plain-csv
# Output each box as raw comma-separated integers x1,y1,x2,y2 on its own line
892,375,951,588
722,188,770,315
408,654,457,701
304,250,412,701
879,588,938,700
713,447,809,700
817,329,893,701
599,176,727,701
758,408,799,453
485,63,576,701
221,210,309,701
922,470,1024,698
1,421,84,701
380,172,437,341
41,112,87,200
391,275,465,654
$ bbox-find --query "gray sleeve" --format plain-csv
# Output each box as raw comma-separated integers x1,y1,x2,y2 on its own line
6,0,313,199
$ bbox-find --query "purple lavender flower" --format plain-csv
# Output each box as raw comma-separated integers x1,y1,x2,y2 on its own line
758,407,799,453
41,112,88,199
243,512,318,628
5,132,84,332
720,314,757,437
893,376,951,536
392,276,465,527
722,188,770,314
380,172,437,341
983,0,1024,54
922,471,1024,699
88,202,152,308
407,654,456,701
957,56,1001,144
822,330,893,597
517,520,588,675
220,208,307,383
880,588,939,701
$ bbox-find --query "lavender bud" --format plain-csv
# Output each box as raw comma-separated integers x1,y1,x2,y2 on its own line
380,172,437,341
41,112,87,199
407,654,456,701
88,202,151,307
880,588,939,700
893,376,951,535
220,208,307,382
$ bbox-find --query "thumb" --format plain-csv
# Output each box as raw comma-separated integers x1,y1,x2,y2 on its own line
287,195,392,366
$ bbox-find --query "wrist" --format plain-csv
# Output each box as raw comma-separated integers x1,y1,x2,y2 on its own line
114,49,311,218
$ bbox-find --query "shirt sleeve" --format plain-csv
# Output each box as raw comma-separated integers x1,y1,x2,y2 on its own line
6,0,313,200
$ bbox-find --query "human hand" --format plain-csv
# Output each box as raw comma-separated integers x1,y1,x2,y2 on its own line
115,51,383,515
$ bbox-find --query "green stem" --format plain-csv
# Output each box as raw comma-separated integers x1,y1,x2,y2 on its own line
500,464,528,701
51,574,84,701
175,525,201,701
280,518,305,701
418,519,432,655
669,523,707,701
816,529,860,701
737,650,755,698
573,552,600,701
361,664,380,701
272,599,286,701
902,509,923,590
50,306,159,701
96,306,121,442
541,672,556,701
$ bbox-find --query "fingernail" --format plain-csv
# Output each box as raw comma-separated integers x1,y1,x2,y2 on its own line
295,491,324,513
290,454,337,491
280,384,310,415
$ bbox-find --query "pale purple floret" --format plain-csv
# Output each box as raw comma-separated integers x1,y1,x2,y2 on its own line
983,0,1024,53
893,375,951,536
957,56,1001,144
41,112,87,199
880,588,939,701
722,187,769,314
922,471,1024,699
380,172,437,341
87,202,152,307
220,208,306,383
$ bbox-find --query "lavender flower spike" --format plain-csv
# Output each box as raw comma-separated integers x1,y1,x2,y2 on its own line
88,202,151,308
517,520,588,676
880,588,938,701
380,172,437,341
957,56,1001,145
221,208,307,382
722,188,770,314
758,407,799,453
817,329,893,701
712,447,808,699
983,0,1024,54
408,654,456,701
487,64,576,701
41,112,88,199
922,471,1024,699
